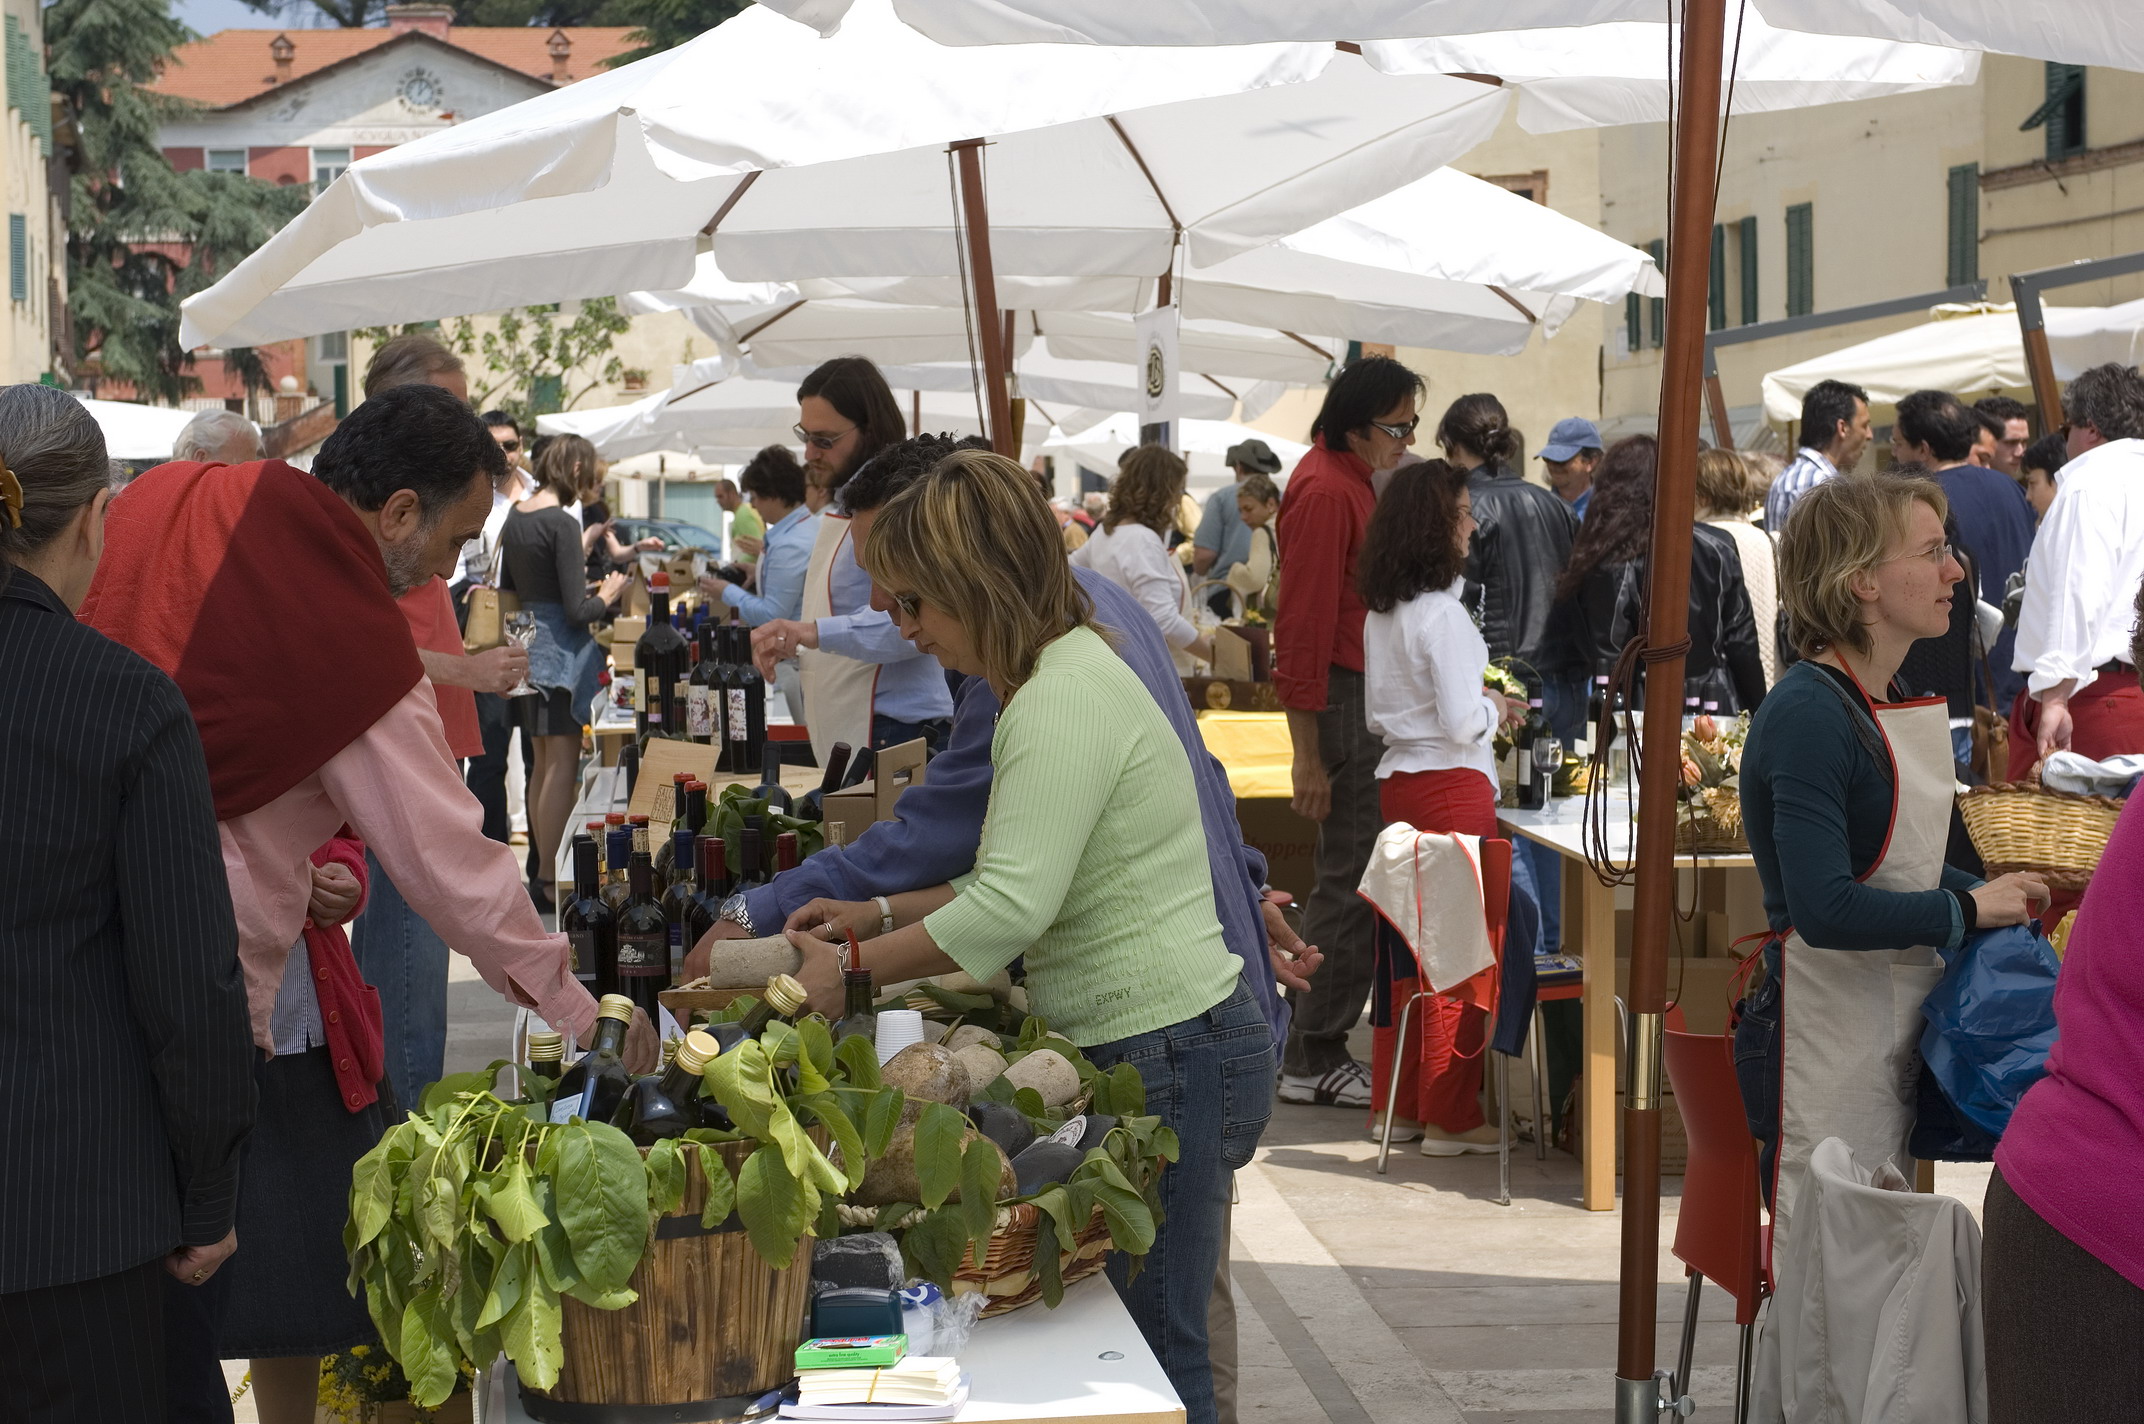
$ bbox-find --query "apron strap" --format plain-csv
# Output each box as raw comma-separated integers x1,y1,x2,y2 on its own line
1810,664,1893,775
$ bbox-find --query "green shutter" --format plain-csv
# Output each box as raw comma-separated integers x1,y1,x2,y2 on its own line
1785,203,1814,318
1626,289,1642,354
1707,223,1727,332
1647,239,1666,348
2023,63,2087,160
8,214,24,303
531,375,564,414
1947,164,1979,287
1738,215,1758,325
3,17,51,158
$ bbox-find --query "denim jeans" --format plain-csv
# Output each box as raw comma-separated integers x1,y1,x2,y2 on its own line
870,713,951,755
1084,982,1273,1424
1732,956,1783,1204
1521,674,1589,956
1284,666,1382,1077
350,852,450,1111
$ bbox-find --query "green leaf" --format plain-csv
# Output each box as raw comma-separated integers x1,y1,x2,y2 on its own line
863,1087,906,1159
419,1174,459,1252
833,1032,882,1089
734,1144,813,1268
421,1069,498,1116
400,1290,461,1407
553,1122,651,1295
483,1158,551,1245
899,1205,970,1290
762,1018,801,1065
1012,1087,1047,1120
795,1017,836,1095
1085,1179,1154,1256
917,983,994,1014
979,1073,1016,1105
502,1277,565,1393
697,1147,737,1231
1026,1186,1076,1308
348,1135,399,1251
798,1092,868,1191
912,1102,967,1210
644,1137,688,1219
475,1240,529,1331
959,1138,1002,1266
875,1200,920,1231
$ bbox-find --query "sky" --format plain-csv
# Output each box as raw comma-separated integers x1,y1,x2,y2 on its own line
173,0,337,35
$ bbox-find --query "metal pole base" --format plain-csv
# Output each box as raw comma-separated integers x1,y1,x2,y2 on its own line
1615,1372,1694,1423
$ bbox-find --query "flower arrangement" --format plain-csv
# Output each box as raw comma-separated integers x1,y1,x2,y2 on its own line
1676,712,1750,851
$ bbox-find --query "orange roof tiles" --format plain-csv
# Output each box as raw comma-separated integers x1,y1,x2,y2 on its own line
148,25,641,109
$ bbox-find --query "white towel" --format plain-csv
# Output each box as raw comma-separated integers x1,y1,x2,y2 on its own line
1356,823,1494,994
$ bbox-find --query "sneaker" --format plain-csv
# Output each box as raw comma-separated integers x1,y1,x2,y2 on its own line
1279,1060,1374,1108
1370,1117,1425,1143
1419,1122,1503,1157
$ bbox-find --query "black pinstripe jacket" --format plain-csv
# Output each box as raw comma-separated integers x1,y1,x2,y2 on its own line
0,566,256,1293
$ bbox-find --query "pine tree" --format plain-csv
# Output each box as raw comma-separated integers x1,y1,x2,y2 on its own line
47,0,308,400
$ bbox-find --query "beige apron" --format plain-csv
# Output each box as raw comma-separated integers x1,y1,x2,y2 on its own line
1771,668,1953,1259
799,513,876,765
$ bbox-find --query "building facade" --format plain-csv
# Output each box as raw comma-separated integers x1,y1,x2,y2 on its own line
2,0,58,386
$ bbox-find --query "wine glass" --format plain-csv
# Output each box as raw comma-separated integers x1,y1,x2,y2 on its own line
504,611,538,697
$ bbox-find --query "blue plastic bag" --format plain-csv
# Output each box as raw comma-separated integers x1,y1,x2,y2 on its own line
1918,920,2061,1139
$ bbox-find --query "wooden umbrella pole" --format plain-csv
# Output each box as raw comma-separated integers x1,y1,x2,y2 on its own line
1615,0,1727,1417
952,139,1016,456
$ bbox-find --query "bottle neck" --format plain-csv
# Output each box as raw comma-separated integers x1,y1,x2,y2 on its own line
658,1054,703,1098
606,832,632,876
650,590,671,623
734,995,785,1040
572,838,598,892
628,855,654,899
590,1015,630,1058
698,837,729,890
842,969,875,1017
670,833,697,884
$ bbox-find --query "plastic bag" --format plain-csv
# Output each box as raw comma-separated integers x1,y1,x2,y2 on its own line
1917,920,2060,1139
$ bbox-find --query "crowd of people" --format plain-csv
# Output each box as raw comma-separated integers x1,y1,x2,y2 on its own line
5,335,2143,1424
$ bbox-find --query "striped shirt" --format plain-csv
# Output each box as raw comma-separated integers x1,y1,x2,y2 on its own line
1763,447,1838,534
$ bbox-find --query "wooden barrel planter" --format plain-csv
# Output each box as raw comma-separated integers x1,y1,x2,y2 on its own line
522,1138,814,1424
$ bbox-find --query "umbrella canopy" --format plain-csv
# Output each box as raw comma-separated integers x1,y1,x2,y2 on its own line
81,398,199,462
758,0,2136,72
1042,414,1311,491
178,0,1510,350
1759,300,2144,423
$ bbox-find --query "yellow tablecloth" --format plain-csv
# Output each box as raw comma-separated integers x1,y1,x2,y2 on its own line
1196,709,1295,800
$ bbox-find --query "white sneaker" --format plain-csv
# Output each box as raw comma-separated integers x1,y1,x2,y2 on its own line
1370,1117,1425,1143
1419,1122,1503,1156
1279,1060,1373,1108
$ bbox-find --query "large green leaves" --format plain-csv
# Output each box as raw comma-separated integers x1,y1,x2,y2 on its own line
912,1103,967,1210
959,1139,1003,1266
735,1145,813,1268
553,1122,651,1296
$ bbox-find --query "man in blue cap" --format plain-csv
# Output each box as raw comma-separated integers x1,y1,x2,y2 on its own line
1537,416,1604,520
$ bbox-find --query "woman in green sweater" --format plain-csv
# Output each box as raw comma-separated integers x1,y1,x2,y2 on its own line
783,449,1269,1424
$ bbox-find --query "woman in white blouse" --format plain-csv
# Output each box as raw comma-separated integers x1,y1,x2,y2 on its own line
1072,445,1214,667
1697,448,1781,688
1360,459,1526,1156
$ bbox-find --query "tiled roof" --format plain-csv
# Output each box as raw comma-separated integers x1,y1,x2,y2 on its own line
147,25,640,109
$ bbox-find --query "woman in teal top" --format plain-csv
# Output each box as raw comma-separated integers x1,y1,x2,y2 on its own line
784,449,1270,1424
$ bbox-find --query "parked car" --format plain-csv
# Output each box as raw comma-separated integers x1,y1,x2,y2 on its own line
612,517,726,553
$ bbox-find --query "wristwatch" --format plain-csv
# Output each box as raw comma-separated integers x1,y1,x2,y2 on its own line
717,893,755,936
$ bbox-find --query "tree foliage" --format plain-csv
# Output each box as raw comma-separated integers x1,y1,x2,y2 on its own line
238,0,747,46
48,0,309,400
358,297,632,430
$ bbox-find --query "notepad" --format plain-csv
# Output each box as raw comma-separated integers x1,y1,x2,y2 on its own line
777,1375,970,1421
795,1356,961,1408
795,1335,908,1371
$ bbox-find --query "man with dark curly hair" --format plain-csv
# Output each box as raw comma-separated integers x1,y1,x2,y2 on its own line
2012,362,2144,767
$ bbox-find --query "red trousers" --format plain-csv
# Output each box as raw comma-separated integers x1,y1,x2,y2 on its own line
1368,768,1496,1132
2007,667,2144,777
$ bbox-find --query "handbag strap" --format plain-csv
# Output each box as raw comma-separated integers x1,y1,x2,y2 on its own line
1810,663,1891,774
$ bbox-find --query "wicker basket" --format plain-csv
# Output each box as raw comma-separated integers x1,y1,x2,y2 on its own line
1957,781,2124,893
837,1199,1116,1317
1674,787,1746,854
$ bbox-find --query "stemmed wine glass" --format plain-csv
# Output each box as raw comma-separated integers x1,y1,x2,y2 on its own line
504,610,538,697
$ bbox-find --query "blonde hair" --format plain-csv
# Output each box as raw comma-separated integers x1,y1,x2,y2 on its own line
1693,448,1753,518
1776,471,1948,659
861,448,1093,695
1104,444,1188,534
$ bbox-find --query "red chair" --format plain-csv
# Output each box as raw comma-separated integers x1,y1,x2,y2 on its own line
1662,1028,1768,1424
1375,838,1514,1203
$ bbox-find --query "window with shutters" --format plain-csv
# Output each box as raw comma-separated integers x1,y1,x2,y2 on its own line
2021,63,2086,161
1785,204,1814,318
531,375,564,414
1647,239,1666,348
8,214,24,303
1708,223,1727,332
206,149,248,174
1625,288,1642,355
1737,216,1758,325
4,17,52,158
1947,164,1979,287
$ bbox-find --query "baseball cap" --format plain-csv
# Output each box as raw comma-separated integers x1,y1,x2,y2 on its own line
1223,439,1283,474
1538,417,1603,463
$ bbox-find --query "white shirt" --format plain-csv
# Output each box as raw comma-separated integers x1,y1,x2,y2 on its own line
1363,581,1503,784
1763,447,1837,534
2012,437,2144,695
1069,521,1198,651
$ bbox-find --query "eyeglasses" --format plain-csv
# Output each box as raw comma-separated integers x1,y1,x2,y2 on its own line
496,438,521,453
1884,540,1954,566
793,422,858,452
890,591,923,620
1369,416,1420,440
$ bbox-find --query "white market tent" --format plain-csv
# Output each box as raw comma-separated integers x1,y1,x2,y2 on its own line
1759,300,2144,423
80,398,198,462
1041,414,1312,493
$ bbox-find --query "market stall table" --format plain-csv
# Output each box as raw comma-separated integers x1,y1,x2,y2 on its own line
1498,793,1762,1211
479,1273,1185,1424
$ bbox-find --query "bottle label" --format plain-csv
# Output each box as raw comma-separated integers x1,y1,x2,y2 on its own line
617,931,667,978
687,684,715,738
727,688,746,742
566,928,598,984
548,1091,584,1125
631,669,644,713
668,922,686,979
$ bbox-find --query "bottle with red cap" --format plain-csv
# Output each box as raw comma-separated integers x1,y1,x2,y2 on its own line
634,571,689,746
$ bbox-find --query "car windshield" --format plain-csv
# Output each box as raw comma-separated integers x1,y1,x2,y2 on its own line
660,522,725,550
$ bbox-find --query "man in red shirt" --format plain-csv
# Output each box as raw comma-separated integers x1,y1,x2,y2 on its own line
1273,356,1424,1107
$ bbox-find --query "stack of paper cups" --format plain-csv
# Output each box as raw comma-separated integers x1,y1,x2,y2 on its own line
876,1009,925,1065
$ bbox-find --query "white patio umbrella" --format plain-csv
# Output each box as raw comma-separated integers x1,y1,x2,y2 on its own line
741,340,1242,424
1759,299,2144,423
81,398,199,462
1042,414,1310,492
757,0,2138,72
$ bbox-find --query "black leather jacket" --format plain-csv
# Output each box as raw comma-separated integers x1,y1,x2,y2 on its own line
1545,521,1768,714
1462,465,1579,678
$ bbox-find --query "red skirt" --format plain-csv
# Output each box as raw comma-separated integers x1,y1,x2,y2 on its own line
1368,767,1497,1132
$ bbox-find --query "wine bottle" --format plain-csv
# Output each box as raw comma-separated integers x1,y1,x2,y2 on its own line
734,825,764,891
1515,698,1547,810
757,743,794,815
562,836,616,997
841,744,875,790
550,994,636,1125
774,831,800,875
629,813,651,860
617,741,640,799
617,851,670,1016
682,781,708,837
661,829,699,983
800,742,851,822
685,835,731,950
722,625,754,775
707,974,808,1053
525,1030,564,1087
831,940,876,1046
601,825,634,914
687,623,719,744
653,773,692,878
616,1029,722,1145
635,573,690,745
1526,700,1559,807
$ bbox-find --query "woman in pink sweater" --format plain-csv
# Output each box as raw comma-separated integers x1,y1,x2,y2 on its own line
1984,583,2144,1423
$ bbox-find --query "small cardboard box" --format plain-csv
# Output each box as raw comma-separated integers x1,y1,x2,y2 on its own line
609,616,647,672
821,738,928,840
1210,625,1270,683
1234,795,1318,903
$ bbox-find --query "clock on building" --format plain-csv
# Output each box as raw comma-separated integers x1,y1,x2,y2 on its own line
398,69,444,111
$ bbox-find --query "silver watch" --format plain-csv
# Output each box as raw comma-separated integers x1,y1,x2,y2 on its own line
717,893,755,936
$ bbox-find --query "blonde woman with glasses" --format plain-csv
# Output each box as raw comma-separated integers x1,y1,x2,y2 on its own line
780,450,1269,1424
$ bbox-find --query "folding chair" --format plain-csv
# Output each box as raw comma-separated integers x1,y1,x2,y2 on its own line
1375,839,1515,1203
1662,1028,1769,1424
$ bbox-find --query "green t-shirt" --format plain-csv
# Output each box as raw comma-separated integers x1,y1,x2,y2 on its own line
729,504,765,565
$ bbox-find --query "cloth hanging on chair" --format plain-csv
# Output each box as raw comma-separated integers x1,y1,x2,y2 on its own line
1356,823,1494,995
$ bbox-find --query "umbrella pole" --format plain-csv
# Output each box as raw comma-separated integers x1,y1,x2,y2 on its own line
1616,0,1727,1418
951,139,1017,456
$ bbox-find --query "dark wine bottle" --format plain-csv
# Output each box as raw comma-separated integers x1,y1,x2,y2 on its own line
682,781,708,837
653,773,692,878
774,831,800,875
616,852,670,1018
617,741,640,800
550,994,636,1125
706,974,808,1054
757,743,794,815
721,625,753,775
800,741,851,822
524,1031,564,1094
661,829,699,983
562,836,616,998
831,939,876,1046
635,573,690,746
841,744,875,790
601,826,633,914
685,835,731,951
616,1029,721,1145
734,824,764,891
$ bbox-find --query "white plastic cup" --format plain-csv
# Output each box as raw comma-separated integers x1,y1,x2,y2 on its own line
876,1009,925,1065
